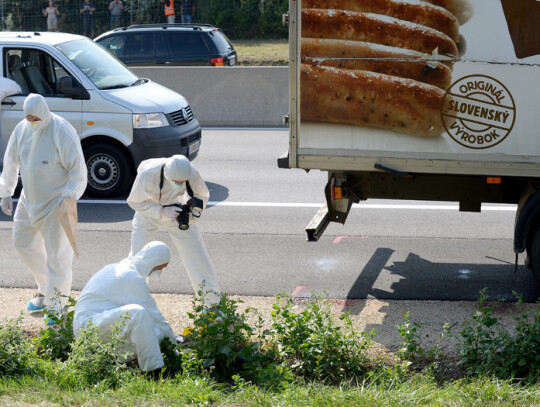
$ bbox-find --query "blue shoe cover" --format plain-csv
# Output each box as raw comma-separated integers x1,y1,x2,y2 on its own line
27,301,45,311
43,316,56,326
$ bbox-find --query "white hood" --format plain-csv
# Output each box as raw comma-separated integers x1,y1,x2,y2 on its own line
125,241,171,279
101,80,188,114
23,93,52,133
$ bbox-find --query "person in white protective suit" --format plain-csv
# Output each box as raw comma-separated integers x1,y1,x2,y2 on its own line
127,155,221,306
0,94,87,315
73,241,176,374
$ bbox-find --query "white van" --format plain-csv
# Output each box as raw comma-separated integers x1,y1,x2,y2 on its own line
0,31,202,197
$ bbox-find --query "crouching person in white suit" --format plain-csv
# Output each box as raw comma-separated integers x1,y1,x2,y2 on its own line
127,155,221,306
73,241,176,374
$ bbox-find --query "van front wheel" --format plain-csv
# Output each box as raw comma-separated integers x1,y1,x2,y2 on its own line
84,143,133,197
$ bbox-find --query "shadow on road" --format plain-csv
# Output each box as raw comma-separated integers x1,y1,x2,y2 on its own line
207,181,229,203
344,248,539,308
333,248,540,351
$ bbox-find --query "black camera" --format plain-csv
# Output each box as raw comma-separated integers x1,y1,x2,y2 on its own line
166,197,203,230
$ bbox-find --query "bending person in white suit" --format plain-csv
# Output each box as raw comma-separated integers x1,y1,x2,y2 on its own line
127,155,221,306
0,94,87,316
74,241,176,374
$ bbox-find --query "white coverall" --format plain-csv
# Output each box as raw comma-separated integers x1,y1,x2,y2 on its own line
127,155,221,305
0,94,87,309
73,241,176,372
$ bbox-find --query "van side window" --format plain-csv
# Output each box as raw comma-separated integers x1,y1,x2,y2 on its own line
169,32,210,56
5,50,29,95
5,48,78,98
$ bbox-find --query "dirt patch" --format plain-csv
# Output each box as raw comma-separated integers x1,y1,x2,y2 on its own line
2,287,535,361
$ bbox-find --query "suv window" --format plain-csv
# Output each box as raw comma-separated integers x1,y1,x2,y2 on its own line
126,32,168,59
98,34,128,58
168,32,210,56
208,30,234,53
4,48,76,97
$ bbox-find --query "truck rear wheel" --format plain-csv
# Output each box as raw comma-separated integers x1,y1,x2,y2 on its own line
84,143,133,197
527,227,540,284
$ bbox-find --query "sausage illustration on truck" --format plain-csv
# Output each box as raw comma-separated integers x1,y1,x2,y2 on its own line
279,0,540,287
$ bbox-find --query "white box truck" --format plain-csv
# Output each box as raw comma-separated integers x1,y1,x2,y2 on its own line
279,0,540,285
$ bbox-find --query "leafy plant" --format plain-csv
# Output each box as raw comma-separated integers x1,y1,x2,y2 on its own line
35,293,76,361
58,319,133,389
183,288,273,382
159,336,184,378
0,314,37,377
397,311,425,361
457,289,540,382
268,292,374,382
178,347,208,380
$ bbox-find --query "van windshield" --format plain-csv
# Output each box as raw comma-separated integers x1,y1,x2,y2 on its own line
55,38,139,90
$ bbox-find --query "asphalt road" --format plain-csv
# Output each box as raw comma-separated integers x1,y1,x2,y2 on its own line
0,129,538,302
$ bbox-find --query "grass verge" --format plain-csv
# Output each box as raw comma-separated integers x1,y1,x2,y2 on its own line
231,39,289,66
0,374,539,406
1,290,538,406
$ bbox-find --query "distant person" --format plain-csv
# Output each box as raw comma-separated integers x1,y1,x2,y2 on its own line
181,0,195,24
160,0,175,24
42,1,60,32
109,0,123,30
80,0,95,37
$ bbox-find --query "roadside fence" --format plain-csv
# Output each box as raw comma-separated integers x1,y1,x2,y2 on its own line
1,0,172,38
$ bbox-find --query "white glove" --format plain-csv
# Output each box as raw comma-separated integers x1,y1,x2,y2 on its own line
162,205,181,219
1,197,13,216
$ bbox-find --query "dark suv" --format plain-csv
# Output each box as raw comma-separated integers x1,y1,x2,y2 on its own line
94,23,237,67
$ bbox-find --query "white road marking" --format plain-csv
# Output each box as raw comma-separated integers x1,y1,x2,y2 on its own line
76,199,517,211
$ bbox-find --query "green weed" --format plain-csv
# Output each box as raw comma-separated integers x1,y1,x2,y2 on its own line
0,314,37,377
57,318,134,389
457,288,540,382
159,335,184,378
396,312,448,370
397,311,424,361
183,289,274,383
34,292,76,361
268,292,374,383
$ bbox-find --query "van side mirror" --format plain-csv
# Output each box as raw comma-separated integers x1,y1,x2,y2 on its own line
58,75,86,99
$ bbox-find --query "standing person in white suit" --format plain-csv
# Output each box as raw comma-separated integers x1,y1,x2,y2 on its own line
0,94,87,318
74,241,176,375
127,155,221,306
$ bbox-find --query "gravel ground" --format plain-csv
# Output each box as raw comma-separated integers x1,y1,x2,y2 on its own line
2,287,536,359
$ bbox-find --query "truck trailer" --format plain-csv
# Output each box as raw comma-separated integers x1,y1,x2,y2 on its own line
279,0,540,287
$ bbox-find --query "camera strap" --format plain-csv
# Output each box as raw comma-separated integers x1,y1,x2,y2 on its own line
159,164,193,205
159,165,164,204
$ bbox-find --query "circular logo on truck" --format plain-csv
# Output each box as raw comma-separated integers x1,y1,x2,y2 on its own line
441,75,516,149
